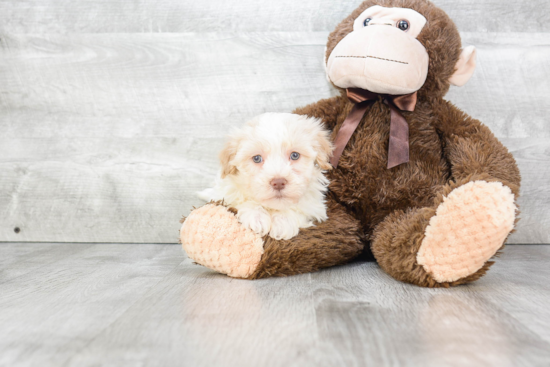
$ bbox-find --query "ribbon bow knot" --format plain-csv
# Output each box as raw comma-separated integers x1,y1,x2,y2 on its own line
330,88,417,169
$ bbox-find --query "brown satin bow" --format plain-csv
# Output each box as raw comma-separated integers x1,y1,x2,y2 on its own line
330,88,417,169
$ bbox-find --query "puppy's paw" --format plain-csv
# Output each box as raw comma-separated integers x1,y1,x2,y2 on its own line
236,206,272,237
269,214,301,240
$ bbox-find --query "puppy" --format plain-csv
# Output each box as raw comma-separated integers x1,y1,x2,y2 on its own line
198,112,333,240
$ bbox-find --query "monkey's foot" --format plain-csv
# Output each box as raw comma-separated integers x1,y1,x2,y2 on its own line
417,181,516,283
180,203,264,278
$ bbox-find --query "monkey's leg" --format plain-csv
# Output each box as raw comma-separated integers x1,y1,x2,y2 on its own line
180,198,363,279
370,180,517,288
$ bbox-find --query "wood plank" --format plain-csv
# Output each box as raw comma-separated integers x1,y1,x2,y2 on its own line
309,255,550,366
0,32,548,243
0,138,215,242
503,138,550,244
0,32,333,139
0,0,548,33
0,243,549,366
0,242,94,283
448,32,550,139
0,243,182,367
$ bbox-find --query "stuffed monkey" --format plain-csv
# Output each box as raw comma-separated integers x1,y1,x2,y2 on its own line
180,0,520,287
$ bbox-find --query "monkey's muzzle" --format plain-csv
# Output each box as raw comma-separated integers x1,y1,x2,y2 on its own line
326,26,429,95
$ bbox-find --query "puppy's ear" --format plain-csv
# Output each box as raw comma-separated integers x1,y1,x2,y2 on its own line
219,139,239,178
315,129,334,170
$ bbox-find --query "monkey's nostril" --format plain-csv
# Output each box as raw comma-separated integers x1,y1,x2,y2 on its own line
270,178,288,191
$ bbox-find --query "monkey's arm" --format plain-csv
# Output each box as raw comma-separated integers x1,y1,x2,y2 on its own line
436,100,521,196
293,96,347,131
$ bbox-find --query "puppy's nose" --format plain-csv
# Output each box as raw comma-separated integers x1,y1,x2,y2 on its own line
270,177,287,191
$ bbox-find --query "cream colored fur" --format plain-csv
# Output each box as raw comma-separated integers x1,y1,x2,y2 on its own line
199,113,333,241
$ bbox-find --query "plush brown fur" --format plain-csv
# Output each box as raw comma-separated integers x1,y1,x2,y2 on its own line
250,194,364,279
249,0,521,287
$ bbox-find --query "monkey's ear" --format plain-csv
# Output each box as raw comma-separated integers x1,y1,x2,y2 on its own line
315,129,334,171
219,140,239,178
449,46,477,87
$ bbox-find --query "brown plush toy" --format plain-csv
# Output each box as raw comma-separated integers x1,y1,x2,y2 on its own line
180,0,521,287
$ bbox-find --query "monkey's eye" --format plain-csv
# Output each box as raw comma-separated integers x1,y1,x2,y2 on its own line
397,20,409,31
252,155,263,163
290,152,300,160
363,18,372,26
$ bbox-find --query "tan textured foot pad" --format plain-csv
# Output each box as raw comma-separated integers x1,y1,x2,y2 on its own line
180,204,264,278
417,181,516,283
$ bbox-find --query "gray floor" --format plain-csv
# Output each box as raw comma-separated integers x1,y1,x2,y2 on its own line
0,244,549,367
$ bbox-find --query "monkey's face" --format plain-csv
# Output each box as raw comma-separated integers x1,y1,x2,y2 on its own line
326,5,429,95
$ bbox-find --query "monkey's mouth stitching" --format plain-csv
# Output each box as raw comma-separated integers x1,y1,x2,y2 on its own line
335,55,408,65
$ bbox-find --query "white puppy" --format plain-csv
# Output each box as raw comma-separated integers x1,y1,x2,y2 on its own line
198,112,333,240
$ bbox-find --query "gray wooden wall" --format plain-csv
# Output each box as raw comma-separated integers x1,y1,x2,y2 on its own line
1,0,549,244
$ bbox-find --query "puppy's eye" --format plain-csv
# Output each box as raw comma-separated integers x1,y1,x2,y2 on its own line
290,152,300,161
363,18,372,27
252,155,262,163
397,20,409,31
